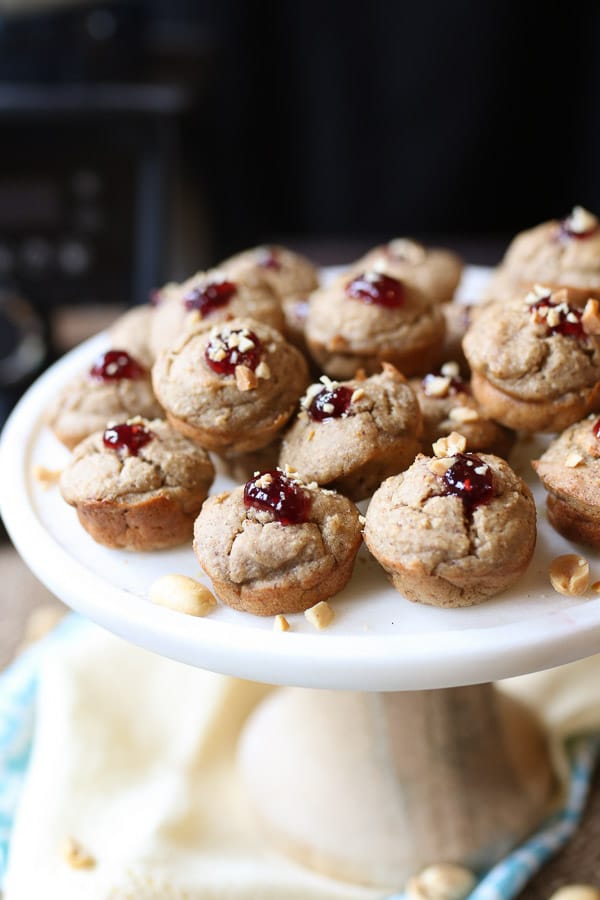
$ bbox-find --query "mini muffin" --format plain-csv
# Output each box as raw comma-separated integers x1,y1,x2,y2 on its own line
109,305,155,368
485,206,600,303
46,349,163,450
279,364,422,501
306,269,445,379
441,302,475,375
152,317,309,455
280,293,312,356
463,286,600,433
364,434,536,607
60,417,215,550
409,361,515,458
533,413,600,548
193,468,362,615
219,244,319,301
212,438,282,483
350,238,463,303
149,268,284,358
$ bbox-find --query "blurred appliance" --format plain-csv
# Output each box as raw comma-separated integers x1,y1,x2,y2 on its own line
0,83,188,311
0,1,211,426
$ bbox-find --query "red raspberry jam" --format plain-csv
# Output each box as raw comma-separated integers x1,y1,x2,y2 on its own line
308,385,353,421
204,328,262,375
244,470,311,525
89,350,146,381
257,247,282,270
593,419,600,440
103,422,153,456
530,298,585,339
345,272,405,308
183,279,237,315
442,453,494,514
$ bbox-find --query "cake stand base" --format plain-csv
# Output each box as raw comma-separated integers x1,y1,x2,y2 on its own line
238,683,556,889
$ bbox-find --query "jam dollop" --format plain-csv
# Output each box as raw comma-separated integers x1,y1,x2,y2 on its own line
257,247,282,270
442,453,494,515
308,384,353,421
183,279,237,315
244,469,311,525
530,298,585,339
345,272,405,308
103,422,153,456
593,419,600,441
90,350,146,381
204,327,262,375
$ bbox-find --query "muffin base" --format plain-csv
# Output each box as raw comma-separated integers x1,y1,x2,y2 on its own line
546,493,600,550
75,494,203,551
166,408,292,455
470,371,600,433
308,334,445,380
376,553,535,608
200,541,361,616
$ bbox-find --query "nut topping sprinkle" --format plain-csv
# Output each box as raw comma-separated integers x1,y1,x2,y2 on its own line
549,554,590,596
205,325,262,376
560,205,599,239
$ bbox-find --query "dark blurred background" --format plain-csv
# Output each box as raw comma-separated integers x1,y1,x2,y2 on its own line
0,0,599,412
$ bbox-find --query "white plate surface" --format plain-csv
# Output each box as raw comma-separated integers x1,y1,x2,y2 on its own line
3,266,600,691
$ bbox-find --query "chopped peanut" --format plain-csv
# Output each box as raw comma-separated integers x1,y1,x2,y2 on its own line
548,887,600,900
565,452,584,468
405,862,476,900
273,614,290,632
62,837,96,870
549,554,590,596
33,465,62,489
424,375,451,398
582,298,600,335
150,574,217,616
255,360,271,379
304,600,335,630
235,364,258,391
429,457,454,476
432,432,467,459
448,406,479,424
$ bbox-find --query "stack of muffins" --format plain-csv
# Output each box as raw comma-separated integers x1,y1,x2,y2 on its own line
48,209,600,617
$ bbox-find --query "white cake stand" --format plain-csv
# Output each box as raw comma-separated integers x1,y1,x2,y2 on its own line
0,266,593,887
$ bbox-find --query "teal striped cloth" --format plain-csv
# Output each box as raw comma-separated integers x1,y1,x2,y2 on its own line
1,615,598,897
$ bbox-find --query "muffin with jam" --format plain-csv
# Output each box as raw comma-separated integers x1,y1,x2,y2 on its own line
349,237,463,304
533,413,600,549
149,268,284,358
60,417,214,550
280,364,422,500
409,361,515,458
152,317,309,455
485,206,600,303
193,468,362,615
46,348,163,450
306,269,445,379
463,285,600,432
364,433,536,607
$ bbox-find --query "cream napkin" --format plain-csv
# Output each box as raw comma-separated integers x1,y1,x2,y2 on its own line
3,624,383,900
4,621,600,900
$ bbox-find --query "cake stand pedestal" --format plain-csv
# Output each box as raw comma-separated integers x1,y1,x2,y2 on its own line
238,683,555,888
